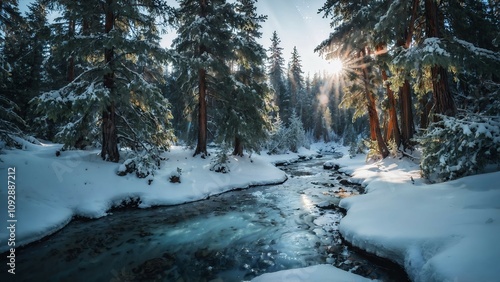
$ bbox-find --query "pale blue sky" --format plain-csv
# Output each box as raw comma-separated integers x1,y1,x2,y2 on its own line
256,0,332,74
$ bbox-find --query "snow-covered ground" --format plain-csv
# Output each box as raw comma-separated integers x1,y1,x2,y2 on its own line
1,140,499,281
327,148,500,282
251,264,372,282
0,140,304,254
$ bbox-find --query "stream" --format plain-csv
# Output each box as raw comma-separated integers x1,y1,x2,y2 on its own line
1,156,409,282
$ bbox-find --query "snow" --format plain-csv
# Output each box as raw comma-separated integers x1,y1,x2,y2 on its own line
0,140,290,254
454,37,500,63
422,37,450,58
2,140,500,282
327,151,500,282
250,264,372,282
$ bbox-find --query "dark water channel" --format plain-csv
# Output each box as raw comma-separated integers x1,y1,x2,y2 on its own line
2,157,409,282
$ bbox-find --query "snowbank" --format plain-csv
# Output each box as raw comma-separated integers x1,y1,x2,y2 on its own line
333,155,500,282
0,142,287,253
250,264,373,282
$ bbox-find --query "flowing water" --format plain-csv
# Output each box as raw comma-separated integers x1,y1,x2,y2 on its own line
1,157,409,282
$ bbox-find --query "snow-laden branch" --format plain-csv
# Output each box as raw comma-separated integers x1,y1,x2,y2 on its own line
454,37,500,63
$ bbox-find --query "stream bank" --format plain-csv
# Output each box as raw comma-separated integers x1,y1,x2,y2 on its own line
1,157,409,281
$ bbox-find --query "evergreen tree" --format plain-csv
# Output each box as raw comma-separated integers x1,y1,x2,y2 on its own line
216,0,272,156
267,31,288,121
172,0,234,157
287,110,307,153
0,0,26,142
424,0,456,119
371,0,418,148
5,2,50,123
33,0,174,174
317,0,500,179
301,73,314,132
287,46,305,122
317,0,389,158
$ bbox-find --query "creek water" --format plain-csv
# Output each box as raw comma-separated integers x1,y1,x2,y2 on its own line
1,157,408,282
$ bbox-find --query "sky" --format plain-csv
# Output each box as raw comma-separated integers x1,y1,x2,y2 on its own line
18,0,334,74
255,0,333,74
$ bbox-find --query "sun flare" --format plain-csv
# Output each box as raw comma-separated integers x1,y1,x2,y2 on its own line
330,58,343,74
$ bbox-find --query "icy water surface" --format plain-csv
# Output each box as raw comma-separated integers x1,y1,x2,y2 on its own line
1,157,408,281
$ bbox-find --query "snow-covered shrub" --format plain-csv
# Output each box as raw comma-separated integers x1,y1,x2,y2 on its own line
210,147,230,173
168,167,182,183
267,116,289,155
387,138,402,158
117,151,164,179
288,112,309,152
0,96,25,145
420,114,500,182
348,135,366,158
364,139,383,162
267,112,309,154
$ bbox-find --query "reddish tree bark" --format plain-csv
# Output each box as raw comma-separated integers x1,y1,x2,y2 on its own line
399,80,414,148
360,50,389,158
396,0,419,149
425,0,456,119
376,43,401,147
194,67,208,156
100,0,119,162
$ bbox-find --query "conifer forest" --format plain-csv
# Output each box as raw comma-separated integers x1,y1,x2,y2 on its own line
1,0,499,182
2,1,500,281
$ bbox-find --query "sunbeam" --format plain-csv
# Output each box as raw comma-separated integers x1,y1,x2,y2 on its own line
330,58,343,75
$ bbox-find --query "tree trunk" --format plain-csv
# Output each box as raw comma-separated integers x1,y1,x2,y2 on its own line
101,104,119,162
194,0,208,157
405,0,419,49
380,65,401,147
430,65,456,119
394,0,418,149
360,50,389,158
399,80,414,148
367,92,389,159
101,0,119,162
194,67,208,156
232,136,243,157
420,93,433,129
425,0,456,120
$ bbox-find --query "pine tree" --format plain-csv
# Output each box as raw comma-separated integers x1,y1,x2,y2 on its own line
424,0,456,119
172,0,234,157
372,0,418,148
288,46,305,122
267,31,288,121
349,0,500,178
9,2,51,131
287,110,307,153
33,0,175,174
0,0,26,142
301,74,314,132
445,0,500,114
317,0,389,158
216,0,272,156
